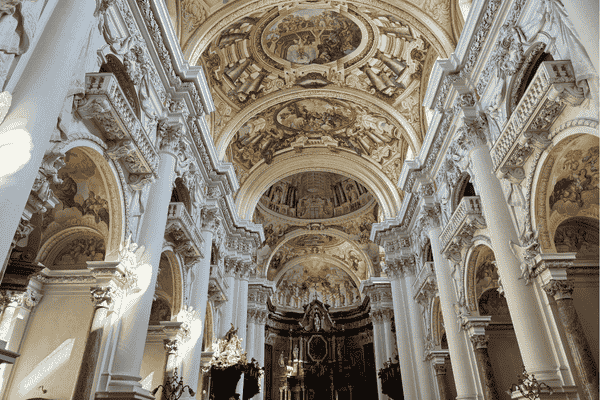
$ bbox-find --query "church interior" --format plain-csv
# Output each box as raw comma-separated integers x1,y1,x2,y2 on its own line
0,0,597,399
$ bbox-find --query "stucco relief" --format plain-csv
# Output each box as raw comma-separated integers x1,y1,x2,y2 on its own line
227,97,408,186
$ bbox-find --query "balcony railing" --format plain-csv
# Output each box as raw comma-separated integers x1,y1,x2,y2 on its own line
491,61,585,173
76,73,158,189
440,196,486,253
166,202,204,260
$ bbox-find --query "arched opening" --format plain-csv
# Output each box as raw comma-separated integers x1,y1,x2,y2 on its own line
466,245,523,398
453,175,476,211
171,177,193,214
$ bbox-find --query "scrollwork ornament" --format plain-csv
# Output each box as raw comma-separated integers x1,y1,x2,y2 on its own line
543,280,574,301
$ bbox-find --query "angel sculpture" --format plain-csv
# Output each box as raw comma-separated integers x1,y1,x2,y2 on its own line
509,230,541,285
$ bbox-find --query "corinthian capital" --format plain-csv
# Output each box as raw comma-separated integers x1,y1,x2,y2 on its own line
201,207,221,233
543,280,574,300
157,120,183,156
417,203,441,235
455,117,488,154
90,286,114,309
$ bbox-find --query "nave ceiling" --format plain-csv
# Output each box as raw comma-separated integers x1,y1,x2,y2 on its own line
164,0,464,310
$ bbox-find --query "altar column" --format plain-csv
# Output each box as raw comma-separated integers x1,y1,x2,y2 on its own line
98,121,183,399
463,317,500,400
430,352,450,400
181,209,221,398
0,0,97,268
421,209,479,400
457,115,561,385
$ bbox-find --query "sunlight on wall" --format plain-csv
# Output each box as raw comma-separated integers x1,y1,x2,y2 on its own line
140,371,154,390
17,338,75,396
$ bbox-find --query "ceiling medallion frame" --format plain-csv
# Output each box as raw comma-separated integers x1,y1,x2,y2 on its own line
250,4,376,75
185,0,454,65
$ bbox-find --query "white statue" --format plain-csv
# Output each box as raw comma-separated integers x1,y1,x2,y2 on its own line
0,0,39,90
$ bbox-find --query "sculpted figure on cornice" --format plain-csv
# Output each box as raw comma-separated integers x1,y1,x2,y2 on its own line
519,0,595,96
0,0,45,90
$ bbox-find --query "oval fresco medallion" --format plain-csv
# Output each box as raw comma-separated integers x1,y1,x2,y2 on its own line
275,99,355,133
263,9,362,65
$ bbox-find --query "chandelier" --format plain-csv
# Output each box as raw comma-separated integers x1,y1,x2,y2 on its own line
507,368,553,399
151,368,196,400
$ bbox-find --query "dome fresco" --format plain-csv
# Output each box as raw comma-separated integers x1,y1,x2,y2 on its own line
258,171,373,220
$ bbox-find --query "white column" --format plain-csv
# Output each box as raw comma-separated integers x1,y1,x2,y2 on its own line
101,124,181,397
235,266,250,397
428,223,478,400
219,259,236,337
181,211,221,398
252,314,266,400
0,0,97,268
466,134,560,385
381,313,395,361
403,273,436,399
371,316,387,400
246,311,256,361
387,275,419,400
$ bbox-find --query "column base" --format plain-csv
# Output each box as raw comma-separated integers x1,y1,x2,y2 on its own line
508,385,579,400
95,391,154,400
95,375,154,400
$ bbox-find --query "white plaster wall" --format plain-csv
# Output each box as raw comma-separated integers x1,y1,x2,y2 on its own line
4,288,93,400
139,341,166,392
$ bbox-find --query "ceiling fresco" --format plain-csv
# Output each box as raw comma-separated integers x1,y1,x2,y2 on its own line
226,97,410,185
273,260,361,310
165,0,460,309
200,3,434,150
263,9,362,66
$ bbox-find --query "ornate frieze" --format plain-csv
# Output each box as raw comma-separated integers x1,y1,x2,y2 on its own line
76,74,158,189
490,61,585,173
